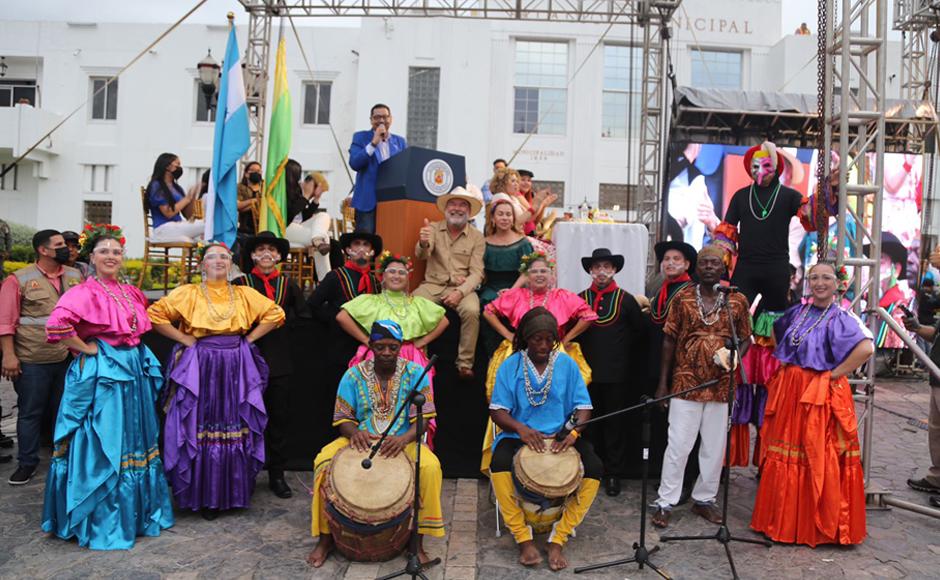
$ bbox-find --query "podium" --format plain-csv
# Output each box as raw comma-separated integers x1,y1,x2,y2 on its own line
375,146,466,290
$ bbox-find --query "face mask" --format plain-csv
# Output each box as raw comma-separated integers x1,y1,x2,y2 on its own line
171,167,184,180
248,172,262,185
53,247,71,264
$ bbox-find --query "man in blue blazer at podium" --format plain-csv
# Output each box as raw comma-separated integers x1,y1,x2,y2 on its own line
348,103,407,233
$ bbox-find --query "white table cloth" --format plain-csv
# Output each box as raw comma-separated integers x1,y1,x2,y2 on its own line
551,221,649,296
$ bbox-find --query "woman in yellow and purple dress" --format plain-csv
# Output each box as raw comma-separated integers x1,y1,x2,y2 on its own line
147,242,284,519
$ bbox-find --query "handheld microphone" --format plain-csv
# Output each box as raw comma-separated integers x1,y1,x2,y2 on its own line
712,284,740,294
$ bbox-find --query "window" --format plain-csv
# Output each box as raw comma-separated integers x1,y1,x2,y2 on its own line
601,45,643,138
689,50,742,90
83,165,112,193
90,77,118,120
513,41,568,135
302,82,332,125
533,180,566,207
0,164,18,191
83,201,113,225
598,183,638,212
194,80,217,123
0,80,37,107
407,67,440,149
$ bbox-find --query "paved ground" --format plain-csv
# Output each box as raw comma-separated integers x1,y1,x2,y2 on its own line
1,376,939,579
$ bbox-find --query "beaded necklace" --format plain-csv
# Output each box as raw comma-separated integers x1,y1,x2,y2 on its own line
695,284,725,326
748,181,782,221
359,358,406,434
201,281,237,322
93,276,138,333
788,301,835,346
382,290,413,320
528,288,551,310
522,349,558,407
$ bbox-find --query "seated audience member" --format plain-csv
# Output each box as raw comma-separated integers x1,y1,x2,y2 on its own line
146,153,205,242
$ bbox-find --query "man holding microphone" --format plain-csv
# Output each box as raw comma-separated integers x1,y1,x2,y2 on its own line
348,104,407,233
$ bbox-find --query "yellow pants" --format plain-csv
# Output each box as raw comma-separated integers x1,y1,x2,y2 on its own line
310,437,445,538
480,341,593,476
491,471,600,545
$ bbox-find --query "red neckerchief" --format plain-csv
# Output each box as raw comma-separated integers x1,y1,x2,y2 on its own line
344,260,374,294
587,280,618,313
657,273,691,313
251,266,281,301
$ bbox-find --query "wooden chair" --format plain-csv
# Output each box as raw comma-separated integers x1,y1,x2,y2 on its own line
340,197,356,234
137,186,197,294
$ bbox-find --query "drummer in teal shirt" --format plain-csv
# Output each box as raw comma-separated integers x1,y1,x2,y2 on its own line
486,307,604,571
308,320,444,568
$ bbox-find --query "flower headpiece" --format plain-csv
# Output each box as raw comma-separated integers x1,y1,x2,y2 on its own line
519,251,555,274
195,240,232,262
377,250,413,273
78,223,126,258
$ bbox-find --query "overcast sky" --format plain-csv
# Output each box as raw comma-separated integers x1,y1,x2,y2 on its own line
9,0,817,33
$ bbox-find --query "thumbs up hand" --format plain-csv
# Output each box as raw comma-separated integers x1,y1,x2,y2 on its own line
419,218,433,248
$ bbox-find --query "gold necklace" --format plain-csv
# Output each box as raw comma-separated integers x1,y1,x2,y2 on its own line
200,281,237,321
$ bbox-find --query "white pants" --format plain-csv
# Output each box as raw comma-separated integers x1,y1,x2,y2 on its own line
655,398,728,508
284,212,332,281
151,220,205,243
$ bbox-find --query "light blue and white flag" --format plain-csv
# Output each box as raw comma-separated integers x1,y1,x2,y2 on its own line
203,25,250,248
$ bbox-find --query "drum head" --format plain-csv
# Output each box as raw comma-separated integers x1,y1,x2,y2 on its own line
330,445,415,520
514,439,583,498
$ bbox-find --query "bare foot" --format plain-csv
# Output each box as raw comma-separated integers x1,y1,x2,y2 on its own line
416,536,433,566
306,535,334,568
518,540,542,567
546,542,568,571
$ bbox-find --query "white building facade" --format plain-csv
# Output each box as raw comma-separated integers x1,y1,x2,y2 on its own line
0,0,903,256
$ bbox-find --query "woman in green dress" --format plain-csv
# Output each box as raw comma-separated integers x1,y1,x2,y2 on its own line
479,193,533,358
335,251,448,444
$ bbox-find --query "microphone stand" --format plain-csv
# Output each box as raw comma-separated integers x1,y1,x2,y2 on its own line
370,354,442,580
573,378,720,579
659,290,770,580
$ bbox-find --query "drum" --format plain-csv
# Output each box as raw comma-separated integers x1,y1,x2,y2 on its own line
511,439,583,533
321,444,415,561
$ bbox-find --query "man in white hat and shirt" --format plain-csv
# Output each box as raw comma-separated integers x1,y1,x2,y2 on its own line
414,185,485,380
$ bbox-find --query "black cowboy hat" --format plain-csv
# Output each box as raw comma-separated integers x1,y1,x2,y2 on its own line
581,248,624,273
518,169,534,178
654,240,697,272
865,231,908,279
244,231,290,261
339,232,383,258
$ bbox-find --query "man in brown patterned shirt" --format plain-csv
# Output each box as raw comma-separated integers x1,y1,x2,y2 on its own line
414,186,485,379
651,245,751,528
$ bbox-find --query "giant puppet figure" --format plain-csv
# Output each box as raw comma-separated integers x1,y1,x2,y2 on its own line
712,141,817,465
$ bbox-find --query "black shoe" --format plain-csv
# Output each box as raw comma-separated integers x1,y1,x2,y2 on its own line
929,495,940,508
0,433,13,449
269,471,292,499
604,476,621,497
8,464,36,486
201,508,218,521
907,478,940,494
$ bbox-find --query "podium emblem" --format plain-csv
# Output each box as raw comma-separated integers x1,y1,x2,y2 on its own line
422,159,454,196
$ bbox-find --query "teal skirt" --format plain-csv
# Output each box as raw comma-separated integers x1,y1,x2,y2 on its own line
41,341,174,550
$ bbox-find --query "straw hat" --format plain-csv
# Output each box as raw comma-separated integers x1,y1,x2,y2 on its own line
436,184,484,216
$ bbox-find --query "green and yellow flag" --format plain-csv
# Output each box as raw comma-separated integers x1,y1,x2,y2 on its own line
260,36,292,236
